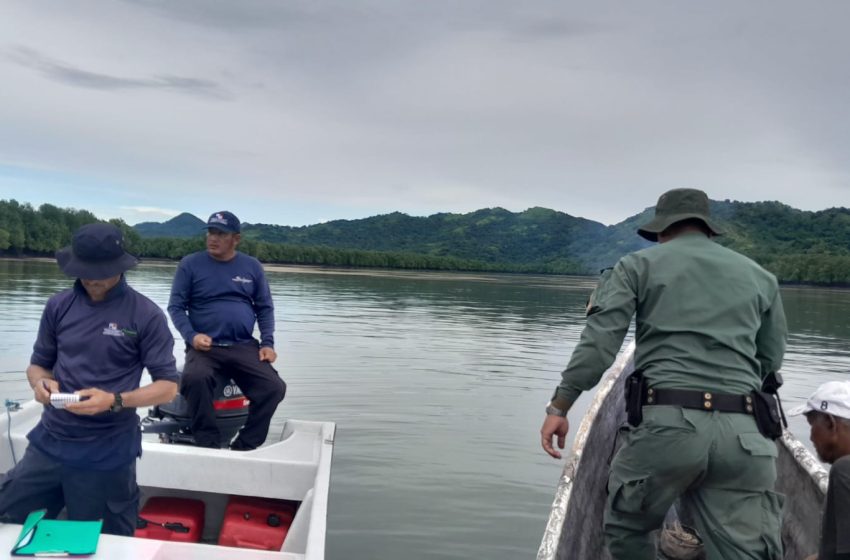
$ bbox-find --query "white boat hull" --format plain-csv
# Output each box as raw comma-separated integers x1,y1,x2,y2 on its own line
1,400,335,559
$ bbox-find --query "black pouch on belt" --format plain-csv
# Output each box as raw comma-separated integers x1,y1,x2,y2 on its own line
751,391,783,440
624,369,646,427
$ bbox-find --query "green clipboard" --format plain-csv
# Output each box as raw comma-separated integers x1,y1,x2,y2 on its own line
11,509,102,556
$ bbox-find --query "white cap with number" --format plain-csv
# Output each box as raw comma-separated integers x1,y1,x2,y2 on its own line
788,380,850,420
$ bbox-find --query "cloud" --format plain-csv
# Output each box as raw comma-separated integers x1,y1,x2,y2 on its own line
120,205,182,217
5,46,229,100
1,1,850,228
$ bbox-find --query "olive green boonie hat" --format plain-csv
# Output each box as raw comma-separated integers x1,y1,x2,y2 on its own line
637,188,724,242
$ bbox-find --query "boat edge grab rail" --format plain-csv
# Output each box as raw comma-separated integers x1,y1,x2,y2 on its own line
537,341,636,560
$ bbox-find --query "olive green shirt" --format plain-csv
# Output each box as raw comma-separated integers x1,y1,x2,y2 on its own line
553,233,787,409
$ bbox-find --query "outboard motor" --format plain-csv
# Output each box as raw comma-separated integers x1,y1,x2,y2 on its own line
142,374,250,447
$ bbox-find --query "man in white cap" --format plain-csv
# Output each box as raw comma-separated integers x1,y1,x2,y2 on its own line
790,381,850,560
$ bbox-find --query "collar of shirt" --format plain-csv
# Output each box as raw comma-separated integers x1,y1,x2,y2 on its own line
73,275,128,305
669,232,711,244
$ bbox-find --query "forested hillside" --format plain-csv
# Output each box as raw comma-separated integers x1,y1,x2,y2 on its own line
4,197,850,284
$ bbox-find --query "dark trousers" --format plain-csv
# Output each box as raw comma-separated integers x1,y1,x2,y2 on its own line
0,446,139,536
182,341,286,449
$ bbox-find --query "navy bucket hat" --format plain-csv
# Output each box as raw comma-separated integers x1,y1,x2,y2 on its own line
56,223,140,280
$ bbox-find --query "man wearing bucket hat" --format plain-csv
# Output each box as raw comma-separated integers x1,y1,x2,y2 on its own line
0,222,179,535
540,188,788,559
789,381,850,560
168,211,285,450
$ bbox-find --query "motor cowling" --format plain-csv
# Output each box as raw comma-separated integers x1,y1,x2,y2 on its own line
142,375,250,447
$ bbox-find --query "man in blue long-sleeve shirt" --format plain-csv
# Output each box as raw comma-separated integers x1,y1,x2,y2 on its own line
0,223,179,535
168,211,286,450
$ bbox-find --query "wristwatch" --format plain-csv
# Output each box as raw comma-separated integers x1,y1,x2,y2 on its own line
110,392,124,413
545,402,567,417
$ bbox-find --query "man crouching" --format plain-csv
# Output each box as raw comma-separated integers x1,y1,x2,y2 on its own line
0,223,179,535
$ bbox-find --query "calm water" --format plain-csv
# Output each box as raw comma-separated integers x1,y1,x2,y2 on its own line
1,259,849,559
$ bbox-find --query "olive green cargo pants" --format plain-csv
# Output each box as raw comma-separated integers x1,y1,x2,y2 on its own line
603,406,784,560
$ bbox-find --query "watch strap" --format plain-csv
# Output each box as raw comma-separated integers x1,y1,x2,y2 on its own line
111,392,124,412
545,403,567,417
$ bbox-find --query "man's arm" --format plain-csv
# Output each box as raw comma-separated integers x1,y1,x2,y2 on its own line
253,264,276,362
755,285,787,379
66,379,178,415
29,298,61,404
26,364,58,405
541,261,636,459
552,262,637,410
253,265,275,349
167,259,197,345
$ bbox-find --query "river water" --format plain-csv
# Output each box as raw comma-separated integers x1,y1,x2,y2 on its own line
0,259,848,559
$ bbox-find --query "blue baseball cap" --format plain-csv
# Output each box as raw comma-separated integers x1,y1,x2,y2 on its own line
204,211,241,233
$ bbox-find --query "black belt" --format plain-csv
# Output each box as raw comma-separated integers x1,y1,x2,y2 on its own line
643,387,755,415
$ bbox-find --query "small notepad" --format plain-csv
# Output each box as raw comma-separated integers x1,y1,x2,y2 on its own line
49,394,81,410
11,509,102,556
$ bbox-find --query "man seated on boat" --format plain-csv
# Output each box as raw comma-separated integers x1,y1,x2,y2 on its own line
790,381,850,560
168,211,286,450
540,188,788,559
0,223,179,535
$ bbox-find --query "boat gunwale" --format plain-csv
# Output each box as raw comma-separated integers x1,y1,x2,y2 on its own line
537,341,635,560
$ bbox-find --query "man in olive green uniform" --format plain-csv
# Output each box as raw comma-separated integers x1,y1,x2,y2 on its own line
540,188,787,559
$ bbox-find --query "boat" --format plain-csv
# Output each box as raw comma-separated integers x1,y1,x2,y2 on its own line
0,399,335,559
538,341,829,560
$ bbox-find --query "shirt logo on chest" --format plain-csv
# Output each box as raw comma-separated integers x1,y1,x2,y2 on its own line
102,323,138,337
232,275,253,284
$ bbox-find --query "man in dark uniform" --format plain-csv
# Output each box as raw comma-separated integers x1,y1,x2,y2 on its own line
0,223,179,535
791,381,850,560
540,188,788,559
168,211,285,450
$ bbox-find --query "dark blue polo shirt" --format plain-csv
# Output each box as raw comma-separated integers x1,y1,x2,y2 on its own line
167,251,275,348
28,277,179,470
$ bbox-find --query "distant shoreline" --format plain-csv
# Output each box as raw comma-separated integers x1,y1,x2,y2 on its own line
0,255,596,283
5,254,850,289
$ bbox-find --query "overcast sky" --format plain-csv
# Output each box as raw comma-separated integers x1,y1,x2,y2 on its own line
1,1,848,227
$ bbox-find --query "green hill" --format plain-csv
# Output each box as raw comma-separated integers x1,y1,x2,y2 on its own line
239,207,604,273
3,197,850,284
135,212,205,238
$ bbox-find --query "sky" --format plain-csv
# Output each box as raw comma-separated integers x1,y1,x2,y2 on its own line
1,1,849,227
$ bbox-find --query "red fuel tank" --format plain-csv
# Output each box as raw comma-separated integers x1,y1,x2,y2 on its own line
135,497,206,543
217,496,298,551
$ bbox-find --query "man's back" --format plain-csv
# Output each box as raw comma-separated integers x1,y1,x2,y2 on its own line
558,233,787,404
621,232,786,395
542,189,789,559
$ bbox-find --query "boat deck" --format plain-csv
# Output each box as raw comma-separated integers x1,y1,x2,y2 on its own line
1,400,335,559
